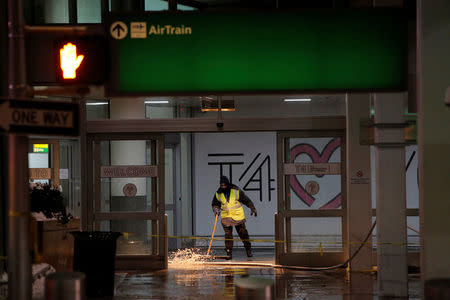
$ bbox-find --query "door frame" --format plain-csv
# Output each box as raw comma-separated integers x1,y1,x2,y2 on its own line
85,132,167,270
276,130,347,266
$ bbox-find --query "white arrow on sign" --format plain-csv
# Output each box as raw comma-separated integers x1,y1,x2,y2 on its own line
0,101,10,131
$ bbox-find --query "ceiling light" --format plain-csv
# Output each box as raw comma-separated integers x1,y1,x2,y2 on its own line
86,102,108,106
145,100,169,104
284,98,311,102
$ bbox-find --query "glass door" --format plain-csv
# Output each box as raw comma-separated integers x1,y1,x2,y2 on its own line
276,131,347,266
88,134,167,270
165,144,182,250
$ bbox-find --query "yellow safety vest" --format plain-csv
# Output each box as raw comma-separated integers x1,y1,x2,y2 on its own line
216,188,245,221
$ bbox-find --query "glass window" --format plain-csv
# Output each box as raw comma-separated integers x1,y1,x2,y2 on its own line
44,0,69,23
288,137,342,210
145,0,168,11
112,95,345,120
59,140,82,217
100,220,153,255
77,0,101,23
145,96,217,119
224,95,345,118
177,4,197,10
289,217,342,252
165,148,174,205
407,216,419,250
99,140,158,213
180,133,193,238
86,100,110,120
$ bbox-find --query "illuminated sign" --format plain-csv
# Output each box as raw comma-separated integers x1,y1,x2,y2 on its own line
33,144,49,153
25,34,106,85
60,43,84,79
107,10,407,94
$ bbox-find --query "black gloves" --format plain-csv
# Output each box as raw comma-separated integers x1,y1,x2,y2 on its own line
250,207,257,217
212,206,220,215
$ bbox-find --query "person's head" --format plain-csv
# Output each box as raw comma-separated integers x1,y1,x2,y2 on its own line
219,176,230,192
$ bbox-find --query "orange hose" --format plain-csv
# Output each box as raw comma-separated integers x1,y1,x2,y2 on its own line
207,214,219,256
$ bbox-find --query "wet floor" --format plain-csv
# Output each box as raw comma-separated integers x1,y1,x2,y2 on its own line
113,248,422,300
0,248,421,299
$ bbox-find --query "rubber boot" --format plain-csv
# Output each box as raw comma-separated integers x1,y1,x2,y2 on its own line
226,249,232,260
246,248,253,258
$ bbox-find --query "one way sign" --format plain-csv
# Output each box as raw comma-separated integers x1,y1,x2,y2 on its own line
0,98,79,136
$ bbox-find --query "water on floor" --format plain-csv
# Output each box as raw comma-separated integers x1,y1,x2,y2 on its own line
113,248,422,299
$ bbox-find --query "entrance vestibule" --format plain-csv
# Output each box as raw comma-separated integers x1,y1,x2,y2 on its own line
84,95,349,269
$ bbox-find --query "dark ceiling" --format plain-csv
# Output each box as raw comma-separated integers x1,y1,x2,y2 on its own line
173,0,410,10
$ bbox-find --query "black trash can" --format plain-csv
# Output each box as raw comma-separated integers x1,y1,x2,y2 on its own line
70,231,122,298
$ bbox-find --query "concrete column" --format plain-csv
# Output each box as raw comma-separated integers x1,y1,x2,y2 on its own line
417,0,450,296
345,94,373,297
374,93,408,297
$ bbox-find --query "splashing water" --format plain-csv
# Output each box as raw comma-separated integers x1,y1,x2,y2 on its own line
169,248,215,268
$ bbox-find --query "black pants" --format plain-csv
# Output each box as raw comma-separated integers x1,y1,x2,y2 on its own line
222,223,251,252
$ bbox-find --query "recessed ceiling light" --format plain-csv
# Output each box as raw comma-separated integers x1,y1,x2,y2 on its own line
145,100,169,104
284,98,311,102
86,102,109,106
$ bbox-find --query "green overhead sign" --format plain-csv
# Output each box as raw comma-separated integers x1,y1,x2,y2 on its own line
107,10,407,95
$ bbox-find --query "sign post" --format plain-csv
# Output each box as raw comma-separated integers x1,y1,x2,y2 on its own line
2,97,80,300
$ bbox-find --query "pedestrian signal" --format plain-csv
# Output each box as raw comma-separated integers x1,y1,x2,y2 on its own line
55,37,106,84
26,32,106,85
60,43,84,79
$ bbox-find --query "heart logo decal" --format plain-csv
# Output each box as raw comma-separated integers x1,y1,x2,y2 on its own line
290,138,341,209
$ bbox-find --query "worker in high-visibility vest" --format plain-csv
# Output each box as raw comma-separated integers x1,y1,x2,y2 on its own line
211,176,257,259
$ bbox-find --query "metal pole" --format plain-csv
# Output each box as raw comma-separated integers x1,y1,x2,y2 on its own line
0,0,8,278
8,0,27,98
8,135,31,300
7,0,31,298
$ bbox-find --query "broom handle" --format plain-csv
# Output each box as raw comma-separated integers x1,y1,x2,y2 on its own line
207,213,219,256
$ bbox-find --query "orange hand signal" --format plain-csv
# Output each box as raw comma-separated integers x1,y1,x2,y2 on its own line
60,43,84,79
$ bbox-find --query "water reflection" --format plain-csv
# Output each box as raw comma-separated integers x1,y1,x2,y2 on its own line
113,249,421,299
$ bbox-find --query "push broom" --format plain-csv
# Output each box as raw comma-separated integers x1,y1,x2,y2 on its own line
207,214,218,256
